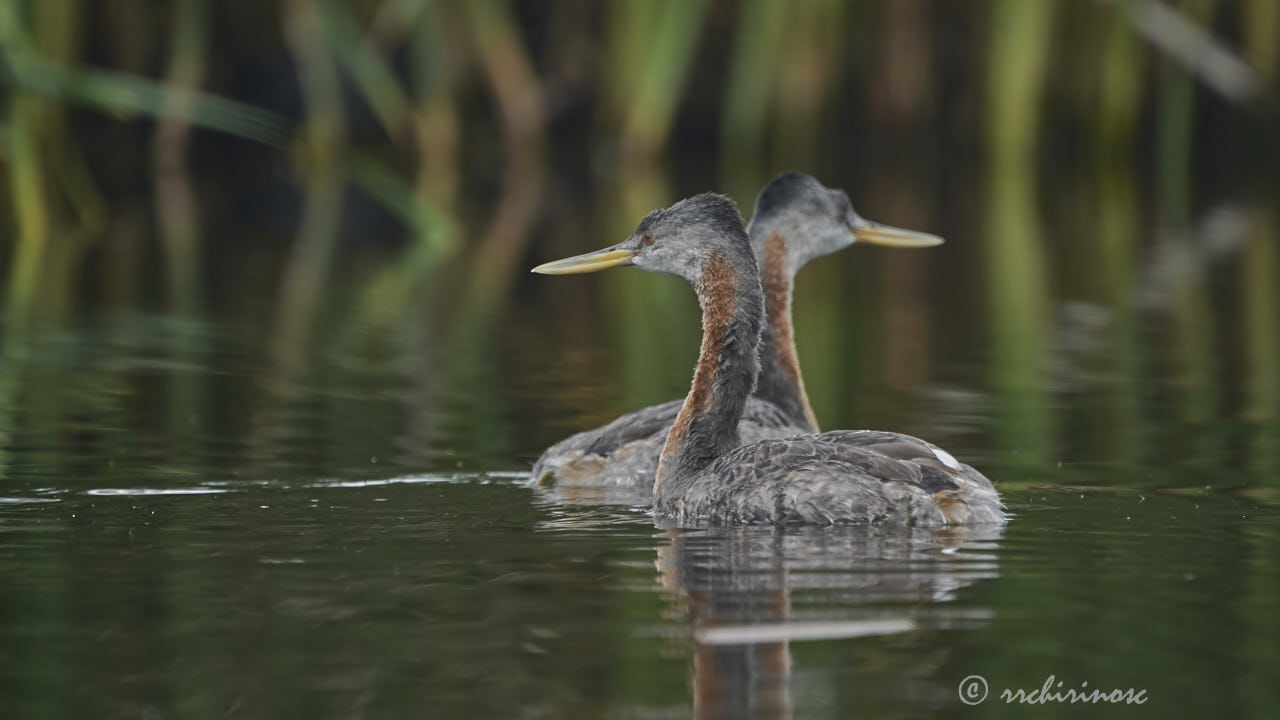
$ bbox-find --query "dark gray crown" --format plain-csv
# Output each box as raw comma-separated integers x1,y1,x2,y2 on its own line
752,172,831,222
635,193,745,239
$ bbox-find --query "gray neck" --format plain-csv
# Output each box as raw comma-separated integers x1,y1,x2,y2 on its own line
654,249,764,506
750,226,819,433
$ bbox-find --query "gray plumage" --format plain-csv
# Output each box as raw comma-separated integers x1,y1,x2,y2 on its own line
532,398,797,489
534,192,1005,526
656,430,1004,526
533,173,863,489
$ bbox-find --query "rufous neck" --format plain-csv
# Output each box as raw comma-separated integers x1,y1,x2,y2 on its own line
754,232,819,432
654,250,763,503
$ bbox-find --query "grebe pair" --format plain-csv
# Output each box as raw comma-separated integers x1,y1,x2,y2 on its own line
532,176,1004,525
533,174,934,487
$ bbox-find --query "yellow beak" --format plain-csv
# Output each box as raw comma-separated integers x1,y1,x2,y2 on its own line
531,247,638,275
853,221,944,248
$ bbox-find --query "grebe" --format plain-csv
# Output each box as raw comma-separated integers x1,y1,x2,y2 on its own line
532,173,943,490
533,193,1004,525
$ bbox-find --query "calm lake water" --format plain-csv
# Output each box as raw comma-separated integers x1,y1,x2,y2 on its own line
5,1,1280,716
2,213,1278,719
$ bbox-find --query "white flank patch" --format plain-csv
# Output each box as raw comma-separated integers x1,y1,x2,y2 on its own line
932,447,962,470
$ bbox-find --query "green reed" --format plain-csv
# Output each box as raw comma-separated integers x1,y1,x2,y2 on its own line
0,0,1275,480
984,0,1056,463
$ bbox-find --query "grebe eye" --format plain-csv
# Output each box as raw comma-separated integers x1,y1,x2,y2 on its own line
642,232,655,246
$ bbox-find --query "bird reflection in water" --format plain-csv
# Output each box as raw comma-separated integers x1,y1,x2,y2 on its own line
654,523,1002,718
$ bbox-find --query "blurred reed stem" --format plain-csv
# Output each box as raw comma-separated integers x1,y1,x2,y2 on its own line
1243,0,1279,74
348,153,457,330
463,0,544,144
4,97,49,334
984,0,1055,462
617,0,707,162
154,0,210,315
1242,0,1280,473
369,0,430,47
604,2,660,126
324,0,469,337
771,0,843,171
719,0,786,188
407,0,462,209
866,0,935,399
458,0,547,310
1,1,60,332
1094,165,1142,464
271,0,348,373
1240,211,1279,423
3,47,289,146
1095,5,1141,156
317,0,413,142
988,0,1054,167
1155,0,1217,437
153,0,213,467
1155,2,1204,222
428,0,548,465
337,0,465,332
0,0,23,461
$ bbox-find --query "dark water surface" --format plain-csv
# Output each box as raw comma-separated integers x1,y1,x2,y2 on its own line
1,300,1278,719
5,1,1280,717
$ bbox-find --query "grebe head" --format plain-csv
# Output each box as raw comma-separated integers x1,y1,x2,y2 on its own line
750,172,944,272
532,193,749,282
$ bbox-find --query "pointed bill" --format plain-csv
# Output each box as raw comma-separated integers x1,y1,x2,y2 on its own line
531,246,638,275
853,221,944,248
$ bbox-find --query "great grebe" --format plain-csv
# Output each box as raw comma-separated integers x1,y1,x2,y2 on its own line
533,193,1004,525
532,173,943,491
